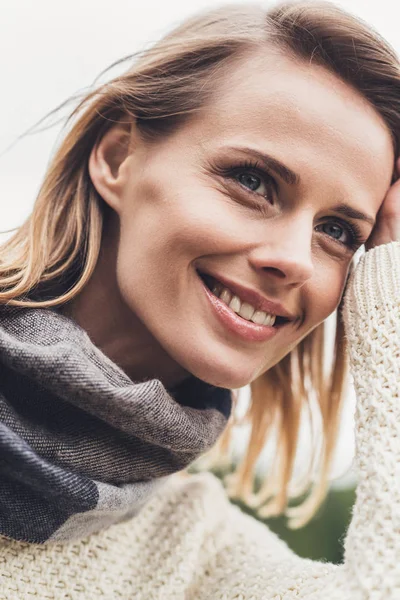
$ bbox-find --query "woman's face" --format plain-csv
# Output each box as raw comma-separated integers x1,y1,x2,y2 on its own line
97,51,394,389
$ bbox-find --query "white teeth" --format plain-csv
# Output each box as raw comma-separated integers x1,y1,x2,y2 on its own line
212,284,276,326
228,295,241,314
263,313,275,326
251,310,268,325
238,302,255,321
220,288,232,305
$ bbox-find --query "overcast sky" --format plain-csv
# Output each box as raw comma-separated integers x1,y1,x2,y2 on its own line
1,0,399,483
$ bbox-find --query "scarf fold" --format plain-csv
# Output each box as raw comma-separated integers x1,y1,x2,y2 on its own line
0,306,231,544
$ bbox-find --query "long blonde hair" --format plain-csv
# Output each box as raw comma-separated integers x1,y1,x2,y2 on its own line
1,1,400,528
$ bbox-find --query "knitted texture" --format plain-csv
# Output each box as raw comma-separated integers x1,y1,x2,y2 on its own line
0,241,399,599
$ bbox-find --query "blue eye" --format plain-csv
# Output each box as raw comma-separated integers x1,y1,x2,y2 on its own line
321,222,346,242
212,158,277,203
230,161,277,204
236,172,263,192
315,220,364,251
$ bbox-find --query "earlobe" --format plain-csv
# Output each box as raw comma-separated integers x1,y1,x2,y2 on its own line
88,120,132,214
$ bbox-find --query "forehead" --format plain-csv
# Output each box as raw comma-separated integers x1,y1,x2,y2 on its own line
193,49,394,211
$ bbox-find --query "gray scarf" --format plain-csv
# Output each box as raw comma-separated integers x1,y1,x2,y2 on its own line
0,305,231,544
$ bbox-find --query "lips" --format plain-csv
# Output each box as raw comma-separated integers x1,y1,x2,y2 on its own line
196,267,297,323
197,270,290,326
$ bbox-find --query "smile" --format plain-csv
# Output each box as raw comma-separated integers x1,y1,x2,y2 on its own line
197,271,289,343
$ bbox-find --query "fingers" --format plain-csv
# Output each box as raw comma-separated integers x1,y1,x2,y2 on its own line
395,156,400,180
365,157,400,251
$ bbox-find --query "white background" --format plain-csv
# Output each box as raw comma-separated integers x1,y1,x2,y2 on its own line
1,0,399,485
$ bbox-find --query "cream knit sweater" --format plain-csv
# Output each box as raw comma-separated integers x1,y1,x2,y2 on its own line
0,241,399,600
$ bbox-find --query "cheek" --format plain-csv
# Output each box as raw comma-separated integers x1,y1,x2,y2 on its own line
119,174,255,265
305,262,350,329
268,267,348,371
114,177,233,304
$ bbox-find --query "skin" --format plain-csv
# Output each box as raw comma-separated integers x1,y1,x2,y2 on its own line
61,50,398,391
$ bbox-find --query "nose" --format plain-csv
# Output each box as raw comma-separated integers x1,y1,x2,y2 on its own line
249,214,315,288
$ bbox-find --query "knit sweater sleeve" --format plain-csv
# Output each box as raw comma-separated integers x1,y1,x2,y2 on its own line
139,241,399,600
339,240,400,596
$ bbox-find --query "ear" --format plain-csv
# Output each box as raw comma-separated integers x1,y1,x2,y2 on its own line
88,119,134,214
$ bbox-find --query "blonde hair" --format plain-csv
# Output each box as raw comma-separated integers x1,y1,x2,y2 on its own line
1,1,399,528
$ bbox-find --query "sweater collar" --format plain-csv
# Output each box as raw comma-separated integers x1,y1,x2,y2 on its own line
0,305,231,543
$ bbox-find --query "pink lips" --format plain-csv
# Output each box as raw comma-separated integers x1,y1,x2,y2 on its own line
198,268,297,321
200,276,282,343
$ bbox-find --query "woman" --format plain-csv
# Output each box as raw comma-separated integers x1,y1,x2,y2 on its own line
0,0,399,598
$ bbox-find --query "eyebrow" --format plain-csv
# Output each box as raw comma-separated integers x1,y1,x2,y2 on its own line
224,145,376,227
225,145,300,186
331,203,375,227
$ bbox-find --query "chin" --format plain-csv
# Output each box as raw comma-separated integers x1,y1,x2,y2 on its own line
183,356,255,390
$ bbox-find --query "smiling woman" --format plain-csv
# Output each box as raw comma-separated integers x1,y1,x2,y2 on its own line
0,1,399,598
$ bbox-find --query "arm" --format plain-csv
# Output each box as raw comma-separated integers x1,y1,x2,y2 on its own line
340,241,400,597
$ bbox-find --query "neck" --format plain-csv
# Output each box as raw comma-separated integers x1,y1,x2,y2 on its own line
59,216,190,390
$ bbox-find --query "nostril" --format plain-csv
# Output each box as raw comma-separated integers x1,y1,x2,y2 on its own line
262,267,286,279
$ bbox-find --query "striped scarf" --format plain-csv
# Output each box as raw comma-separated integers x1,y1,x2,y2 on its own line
0,306,231,543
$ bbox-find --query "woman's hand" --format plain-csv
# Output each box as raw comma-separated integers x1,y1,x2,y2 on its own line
365,156,400,251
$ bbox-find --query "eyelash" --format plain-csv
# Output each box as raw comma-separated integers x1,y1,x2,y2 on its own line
217,159,366,252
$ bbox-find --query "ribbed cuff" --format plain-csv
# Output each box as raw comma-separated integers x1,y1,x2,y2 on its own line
343,241,400,321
